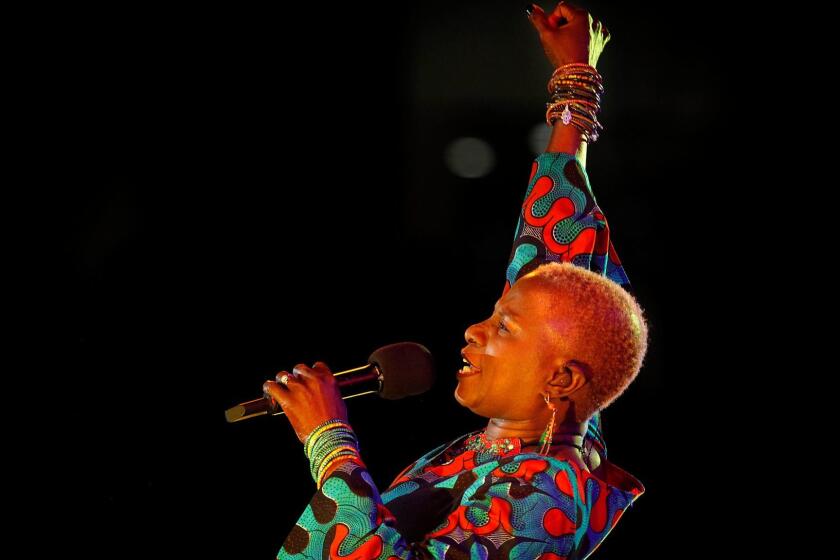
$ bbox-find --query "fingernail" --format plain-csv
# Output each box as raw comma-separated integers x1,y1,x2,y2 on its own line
525,4,534,17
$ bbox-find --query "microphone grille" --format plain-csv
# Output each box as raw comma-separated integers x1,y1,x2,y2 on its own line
368,342,436,400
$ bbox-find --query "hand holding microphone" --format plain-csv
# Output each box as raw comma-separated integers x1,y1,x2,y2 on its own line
263,361,349,444
225,342,436,443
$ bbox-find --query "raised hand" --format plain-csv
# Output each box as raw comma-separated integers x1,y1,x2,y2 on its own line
527,2,611,69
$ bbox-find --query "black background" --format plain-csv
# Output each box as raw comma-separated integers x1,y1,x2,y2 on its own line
45,1,760,558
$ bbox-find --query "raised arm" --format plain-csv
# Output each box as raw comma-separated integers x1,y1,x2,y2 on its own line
504,3,629,466
504,3,629,298
501,143,631,297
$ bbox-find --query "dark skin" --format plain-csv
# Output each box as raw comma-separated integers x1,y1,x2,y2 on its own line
264,1,610,472
529,1,611,164
264,276,598,471
457,275,594,472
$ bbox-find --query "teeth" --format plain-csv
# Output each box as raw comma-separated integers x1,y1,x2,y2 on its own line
461,355,480,371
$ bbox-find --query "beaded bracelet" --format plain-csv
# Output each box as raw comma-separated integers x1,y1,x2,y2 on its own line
308,429,359,481
304,419,352,459
546,111,602,141
317,454,364,490
549,79,603,96
546,105,600,128
545,67,604,141
549,78,603,95
305,423,362,485
548,63,604,93
545,102,602,128
547,109,599,129
549,88,601,104
315,445,359,484
307,427,356,466
550,87,601,102
546,100,599,119
311,447,358,481
545,62,605,141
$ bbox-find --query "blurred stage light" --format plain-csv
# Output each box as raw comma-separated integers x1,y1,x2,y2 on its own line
444,137,495,179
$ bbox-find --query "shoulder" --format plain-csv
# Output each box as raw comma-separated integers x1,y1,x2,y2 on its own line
461,453,586,519
387,430,483,487
444,453,582,547
489,452,587,501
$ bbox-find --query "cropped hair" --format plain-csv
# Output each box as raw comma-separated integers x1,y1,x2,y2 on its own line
521,262,649,419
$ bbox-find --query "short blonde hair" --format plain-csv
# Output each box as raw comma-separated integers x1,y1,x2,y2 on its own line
522,262,649,419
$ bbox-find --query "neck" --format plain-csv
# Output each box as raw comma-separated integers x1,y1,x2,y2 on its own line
485,416,588,447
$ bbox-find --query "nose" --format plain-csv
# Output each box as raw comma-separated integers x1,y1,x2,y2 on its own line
464,321,485,346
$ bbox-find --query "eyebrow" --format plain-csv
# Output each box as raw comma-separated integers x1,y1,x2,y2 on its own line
494,302,521,321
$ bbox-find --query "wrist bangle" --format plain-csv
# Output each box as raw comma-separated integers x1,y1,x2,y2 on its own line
315,445,359,481
304,419,352,458
316,454,364,490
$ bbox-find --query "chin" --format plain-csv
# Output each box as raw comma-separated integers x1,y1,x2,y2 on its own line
453,383,475,411
453,385,489,418
453,384,467,407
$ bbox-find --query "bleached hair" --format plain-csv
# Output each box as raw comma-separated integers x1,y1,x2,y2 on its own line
521,261,649,419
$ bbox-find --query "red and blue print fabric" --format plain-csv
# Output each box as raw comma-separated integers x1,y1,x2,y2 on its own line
279,151,644,559
502,151,632,297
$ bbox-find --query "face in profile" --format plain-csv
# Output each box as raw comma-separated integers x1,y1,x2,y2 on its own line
457,275,580,421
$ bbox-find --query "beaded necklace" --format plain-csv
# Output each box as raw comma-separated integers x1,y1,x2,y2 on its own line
463,429,587,459
464,430,523,455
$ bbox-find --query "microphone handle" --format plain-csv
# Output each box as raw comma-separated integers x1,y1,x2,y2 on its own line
224,363,383,423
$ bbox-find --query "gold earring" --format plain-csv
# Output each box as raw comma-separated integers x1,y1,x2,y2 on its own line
538,393,557,456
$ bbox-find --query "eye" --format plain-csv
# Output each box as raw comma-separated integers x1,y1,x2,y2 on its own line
497,320,508,332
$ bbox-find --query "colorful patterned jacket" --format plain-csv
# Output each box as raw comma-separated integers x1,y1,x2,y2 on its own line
279,151,645,559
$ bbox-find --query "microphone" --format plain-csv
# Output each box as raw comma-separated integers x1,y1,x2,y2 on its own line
224,341,435,423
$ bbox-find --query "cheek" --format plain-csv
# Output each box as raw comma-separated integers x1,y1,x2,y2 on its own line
486,336,543,380
510,355,545,394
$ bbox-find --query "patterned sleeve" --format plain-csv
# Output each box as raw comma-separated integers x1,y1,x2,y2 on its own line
501,151,632,298
280,454,585,559
502,151,634,462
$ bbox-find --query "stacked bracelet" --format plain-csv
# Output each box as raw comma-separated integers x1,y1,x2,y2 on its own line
303,418,362,489
545,62,605,143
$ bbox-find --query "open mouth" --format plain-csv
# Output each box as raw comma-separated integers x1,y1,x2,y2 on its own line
458,354,481,377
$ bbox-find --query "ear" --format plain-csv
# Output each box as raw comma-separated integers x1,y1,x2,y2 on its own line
546,359,591,399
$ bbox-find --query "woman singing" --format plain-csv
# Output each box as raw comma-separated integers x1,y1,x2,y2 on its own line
264,3,650,558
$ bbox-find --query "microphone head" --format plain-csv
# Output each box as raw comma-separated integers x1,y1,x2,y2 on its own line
368,342,436,400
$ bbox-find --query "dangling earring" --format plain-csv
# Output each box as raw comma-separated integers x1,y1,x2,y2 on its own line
538,393,557,456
